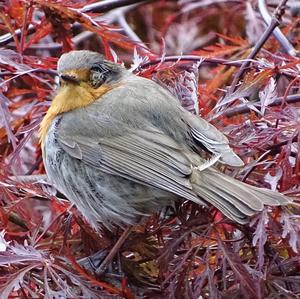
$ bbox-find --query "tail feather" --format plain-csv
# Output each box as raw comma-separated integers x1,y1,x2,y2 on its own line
200,185,249,223
191,168,291,224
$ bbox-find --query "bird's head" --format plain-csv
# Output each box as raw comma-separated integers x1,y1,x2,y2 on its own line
57,50,124,89
39,50,124,145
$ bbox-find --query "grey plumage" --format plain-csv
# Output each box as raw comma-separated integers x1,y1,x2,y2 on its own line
58,51,105,73
42,50,291,230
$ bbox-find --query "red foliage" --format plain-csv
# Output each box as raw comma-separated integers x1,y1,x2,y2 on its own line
0,0,299,298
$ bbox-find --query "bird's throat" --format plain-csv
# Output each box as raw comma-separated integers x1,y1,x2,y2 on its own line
39,83,113,147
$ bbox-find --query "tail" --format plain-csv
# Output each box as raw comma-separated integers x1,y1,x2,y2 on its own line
191,168,292,224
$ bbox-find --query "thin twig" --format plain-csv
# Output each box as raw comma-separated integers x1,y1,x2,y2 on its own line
96,225,132,274
117,13,144,44
228,0,290,94
258,0,297,56
9,174,48,183
24,31,96,50
0,68,57,77
9,212,29,230
139,55,259,70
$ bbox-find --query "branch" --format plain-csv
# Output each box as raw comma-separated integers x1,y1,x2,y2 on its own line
0,0,151,47
0,68,57,77
9,212,53,238
81,0,151,13
258,0,297,56
117,13,144,44
138,55,260,70
0,24,35,47
180,0,244,14
228,0,290,94
224,94,300,117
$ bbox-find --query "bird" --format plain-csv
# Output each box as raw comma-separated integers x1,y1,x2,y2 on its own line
39,50,291,231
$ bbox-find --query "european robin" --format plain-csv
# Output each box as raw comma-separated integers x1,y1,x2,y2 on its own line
40,50,291,230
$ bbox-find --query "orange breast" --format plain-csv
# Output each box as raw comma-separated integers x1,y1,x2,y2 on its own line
39,83,115,148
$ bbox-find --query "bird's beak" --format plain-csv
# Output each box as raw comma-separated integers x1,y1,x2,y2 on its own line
60,74,80,84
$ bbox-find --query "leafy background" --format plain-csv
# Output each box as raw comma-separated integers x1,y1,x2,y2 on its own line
0,0,299,298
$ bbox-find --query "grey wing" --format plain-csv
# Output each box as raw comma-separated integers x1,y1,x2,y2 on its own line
57,128,207,206
180,108,244,167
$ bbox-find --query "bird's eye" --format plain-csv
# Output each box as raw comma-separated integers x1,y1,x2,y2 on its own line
90,69,107,88
58,79,65,88
60,74,80,84
89,63,114,88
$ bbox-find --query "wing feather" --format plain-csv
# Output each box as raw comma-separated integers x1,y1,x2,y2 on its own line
57,128,207,206
180,109,244,167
